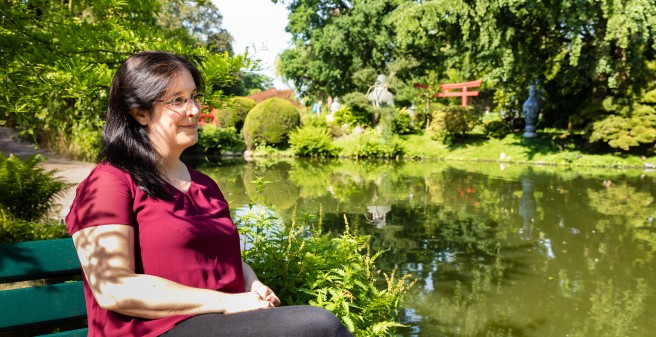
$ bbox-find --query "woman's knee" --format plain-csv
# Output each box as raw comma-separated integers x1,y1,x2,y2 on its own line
295,306,353,336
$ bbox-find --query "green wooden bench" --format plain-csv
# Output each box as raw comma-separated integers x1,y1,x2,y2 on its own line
0,238,88,337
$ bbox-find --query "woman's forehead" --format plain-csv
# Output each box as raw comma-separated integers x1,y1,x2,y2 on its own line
164,70,197,96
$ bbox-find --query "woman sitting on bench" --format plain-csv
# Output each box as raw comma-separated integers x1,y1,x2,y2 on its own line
66,51,353,337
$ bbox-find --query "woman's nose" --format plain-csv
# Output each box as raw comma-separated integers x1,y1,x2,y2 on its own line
189,100,201,117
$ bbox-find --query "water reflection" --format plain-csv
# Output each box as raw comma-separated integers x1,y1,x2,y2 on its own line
366,205,391,228
518,175,536,240
197,158,656,337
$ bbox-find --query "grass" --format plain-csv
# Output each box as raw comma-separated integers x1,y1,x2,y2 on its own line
436,132,650,168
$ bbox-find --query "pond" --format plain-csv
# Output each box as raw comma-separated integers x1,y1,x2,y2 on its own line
195,158,656,337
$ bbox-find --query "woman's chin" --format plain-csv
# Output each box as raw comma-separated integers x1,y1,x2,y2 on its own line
177,133,198,148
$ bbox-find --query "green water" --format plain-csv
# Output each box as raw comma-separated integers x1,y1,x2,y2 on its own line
197,158,656,337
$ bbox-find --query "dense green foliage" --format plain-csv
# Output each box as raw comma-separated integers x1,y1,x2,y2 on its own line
0,153,71,221
588,96,656,151
1,0,256,160
274,0,656,152
275,0,400,97
215,96,257,131
289,125,339,157
335,93,375,127
391,109,415,135
0,217,69,243
236,190,415,336
481,112,511,139
242,98,301,149
197,125,246,154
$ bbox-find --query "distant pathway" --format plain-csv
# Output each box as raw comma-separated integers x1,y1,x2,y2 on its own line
0,127,94,219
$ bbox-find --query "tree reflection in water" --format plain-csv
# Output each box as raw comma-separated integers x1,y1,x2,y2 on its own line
198,159,656,337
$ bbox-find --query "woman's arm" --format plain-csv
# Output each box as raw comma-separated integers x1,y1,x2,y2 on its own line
73,225,273,319
242,261,281,307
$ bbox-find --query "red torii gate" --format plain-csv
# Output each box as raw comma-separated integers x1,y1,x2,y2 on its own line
413,79,482,107
198,106,218,127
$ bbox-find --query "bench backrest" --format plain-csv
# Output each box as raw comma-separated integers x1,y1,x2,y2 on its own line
0,238,87,336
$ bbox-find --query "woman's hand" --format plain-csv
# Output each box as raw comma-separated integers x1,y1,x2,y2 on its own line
249,280,281,307
221,291,277,314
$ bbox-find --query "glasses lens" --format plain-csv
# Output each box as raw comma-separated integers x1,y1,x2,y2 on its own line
170,97,186,107
194,93,205,104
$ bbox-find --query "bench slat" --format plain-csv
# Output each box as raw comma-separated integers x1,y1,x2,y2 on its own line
0,238,81,283
36,328,89,337
0,281,86,330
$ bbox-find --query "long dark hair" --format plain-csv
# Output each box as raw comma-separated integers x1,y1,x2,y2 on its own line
98,51,204,200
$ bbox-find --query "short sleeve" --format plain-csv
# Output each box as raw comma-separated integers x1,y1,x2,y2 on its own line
65,164,135,235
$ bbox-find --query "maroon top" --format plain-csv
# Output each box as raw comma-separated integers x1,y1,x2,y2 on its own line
66,163,244,337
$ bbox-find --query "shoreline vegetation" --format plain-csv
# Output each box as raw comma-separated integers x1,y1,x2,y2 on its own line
241,131,656,171
5,125,654,172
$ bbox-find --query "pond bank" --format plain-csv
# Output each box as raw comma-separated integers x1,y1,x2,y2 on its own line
252,132,656,170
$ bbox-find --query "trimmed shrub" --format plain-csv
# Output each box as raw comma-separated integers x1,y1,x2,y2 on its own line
215,96,256,132
429,105,482,141
198,125,246,154
242,98,300,150
289,126,339,157
0,153,71,221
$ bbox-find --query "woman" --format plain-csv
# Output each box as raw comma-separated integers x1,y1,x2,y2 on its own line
66,51,353,337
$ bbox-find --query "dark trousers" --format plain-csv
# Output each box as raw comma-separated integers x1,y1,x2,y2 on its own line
161,305,354,337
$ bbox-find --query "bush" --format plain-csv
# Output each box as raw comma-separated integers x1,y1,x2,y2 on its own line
0,153,71,221
198,125,246,154
429,105,482,141
482,112,511,138
242,98,300,150
335,92,374,126
289,126,339,157
301,113,329,128
391,109,415,135
1,217,69,243
589,103,656,152
342,130,404,159
215,96,256,132
236,200,415,336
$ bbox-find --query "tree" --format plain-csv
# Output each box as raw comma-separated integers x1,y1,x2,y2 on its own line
274,0,402,98
222,72,275,96
157,0,233,54
276,0,656,151
390,0,656,128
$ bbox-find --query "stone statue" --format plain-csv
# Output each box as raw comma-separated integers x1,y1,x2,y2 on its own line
523,84,540,138
367,74,394,109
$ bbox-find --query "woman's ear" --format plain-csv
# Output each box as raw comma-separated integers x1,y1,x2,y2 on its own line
130,108,149,126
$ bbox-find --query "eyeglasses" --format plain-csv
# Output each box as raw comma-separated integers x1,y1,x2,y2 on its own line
157,93,205,109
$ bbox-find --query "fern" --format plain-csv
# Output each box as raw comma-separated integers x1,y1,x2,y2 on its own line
0,153,71,221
